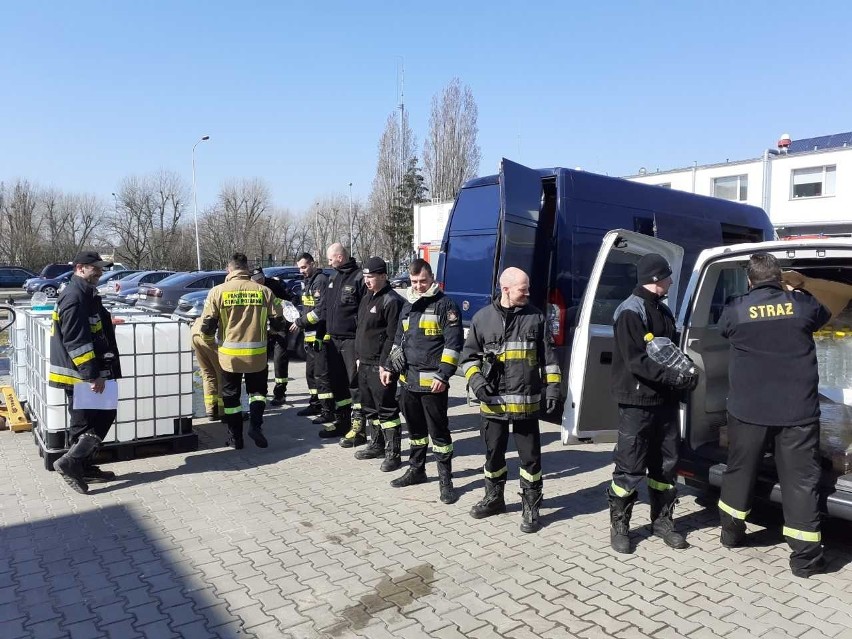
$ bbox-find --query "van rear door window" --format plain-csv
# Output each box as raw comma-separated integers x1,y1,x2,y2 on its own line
448,185,499,232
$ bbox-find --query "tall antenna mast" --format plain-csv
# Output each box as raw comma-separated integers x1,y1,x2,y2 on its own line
397,57,405,178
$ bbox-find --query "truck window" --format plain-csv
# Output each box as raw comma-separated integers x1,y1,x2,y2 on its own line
708,267,749,325
590,259,640,326
447,184,499,231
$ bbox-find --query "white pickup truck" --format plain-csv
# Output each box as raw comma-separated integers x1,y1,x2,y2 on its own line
563,230,852,520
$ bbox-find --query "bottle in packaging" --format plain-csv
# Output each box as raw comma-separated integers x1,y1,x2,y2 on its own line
644,333,695,375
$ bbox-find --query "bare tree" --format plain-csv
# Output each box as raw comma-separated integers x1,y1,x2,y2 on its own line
423,78,481,201
110,175,154,268
201,178,272,268
0,180,47,269
368,111,417,263
148,171,188,268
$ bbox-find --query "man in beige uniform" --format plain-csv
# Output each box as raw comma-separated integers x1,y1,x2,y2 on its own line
200,252,285,449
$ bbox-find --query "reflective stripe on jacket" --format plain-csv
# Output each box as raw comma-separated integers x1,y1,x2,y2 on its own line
200,270,283,373
49,274,122,388
460,299,561,420
393,287,463,390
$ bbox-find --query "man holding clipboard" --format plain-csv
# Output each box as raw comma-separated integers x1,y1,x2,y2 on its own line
49,251,122,494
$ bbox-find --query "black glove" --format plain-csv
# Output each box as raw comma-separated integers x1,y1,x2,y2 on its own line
387,345,407,375
661,368,682,388
474,384,505,408
545,397,559,415
676,371,699,391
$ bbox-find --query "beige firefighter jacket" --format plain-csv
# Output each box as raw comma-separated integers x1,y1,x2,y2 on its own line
200,269,284,373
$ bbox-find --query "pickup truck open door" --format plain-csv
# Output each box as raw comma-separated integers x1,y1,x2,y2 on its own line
562,229,684,443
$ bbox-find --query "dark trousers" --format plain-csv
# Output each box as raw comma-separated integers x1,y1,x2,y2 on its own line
612,403,679,496
306,340,332,405
720,414,822,558
399,388,452,469
221,369,268,422
328,337,359,413
481,417,542,489
65,389,116,444
270,333,289,385
358,364,401,432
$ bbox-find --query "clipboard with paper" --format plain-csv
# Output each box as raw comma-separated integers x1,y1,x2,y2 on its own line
72,380,119,410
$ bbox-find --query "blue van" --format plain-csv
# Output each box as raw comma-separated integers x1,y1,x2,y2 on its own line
438,158,774,335
437,159,775,417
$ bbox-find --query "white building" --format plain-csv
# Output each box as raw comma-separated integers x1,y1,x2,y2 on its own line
625,132,852,237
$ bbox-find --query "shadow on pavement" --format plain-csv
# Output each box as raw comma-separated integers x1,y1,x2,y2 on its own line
0,504,242,638
91,404,331,495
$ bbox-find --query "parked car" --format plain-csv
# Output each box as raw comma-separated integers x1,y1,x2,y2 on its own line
96,269,142,294
103,270,176,305
0,266,37,288
390,273,410,289
135,270,226,314
25,270,73,297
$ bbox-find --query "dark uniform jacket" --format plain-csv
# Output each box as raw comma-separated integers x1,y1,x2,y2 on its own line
264,277,293,303
393,285,463,390
295,269,329,344
720,282,830,427
460,300,562,420
354,284,403,366
49,275,122,388
611,285,679,406
322,258,366,339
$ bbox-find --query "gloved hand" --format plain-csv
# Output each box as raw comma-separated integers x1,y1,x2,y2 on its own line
676,371,699,391
474,384,505,409
545,397,559,415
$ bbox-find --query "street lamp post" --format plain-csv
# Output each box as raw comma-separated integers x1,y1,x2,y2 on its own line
191,135,210,271
348,182,354,251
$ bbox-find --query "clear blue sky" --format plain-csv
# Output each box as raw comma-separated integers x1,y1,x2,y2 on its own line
2,1,851,214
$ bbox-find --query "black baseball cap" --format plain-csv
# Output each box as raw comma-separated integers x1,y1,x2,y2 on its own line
362,257,388,275
72,251,113,268
250,267,265,281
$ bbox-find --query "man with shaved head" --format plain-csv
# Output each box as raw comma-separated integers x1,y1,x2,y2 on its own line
460,267,561,533
312,243,367,443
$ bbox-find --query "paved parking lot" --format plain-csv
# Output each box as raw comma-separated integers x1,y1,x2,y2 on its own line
2,361,852,638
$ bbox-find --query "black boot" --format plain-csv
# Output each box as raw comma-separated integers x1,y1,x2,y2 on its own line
82,460,116,483
312,399,336,426
649,487,688,549
205,404,220,422
247,401,268,448
719,510,747,548
54,433,101,494
437,459,457,504
297,401,321,417
380,427,402,472
318,407,349,438
607,488,637,554
355,422,385,460
340,413,367,448
469,478,507,519
390,466,428,487
788,536,826,578
226,414,244,449
270,383,287,407
520,487,543,533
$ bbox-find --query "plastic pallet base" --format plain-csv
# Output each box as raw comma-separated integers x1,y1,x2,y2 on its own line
95,432,199,463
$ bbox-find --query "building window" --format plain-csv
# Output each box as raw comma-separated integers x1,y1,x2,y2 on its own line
713,175,748,202
792,166,836,198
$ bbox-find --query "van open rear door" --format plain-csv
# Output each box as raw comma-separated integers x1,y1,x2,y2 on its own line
496,159,549,310
562,229,683,443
